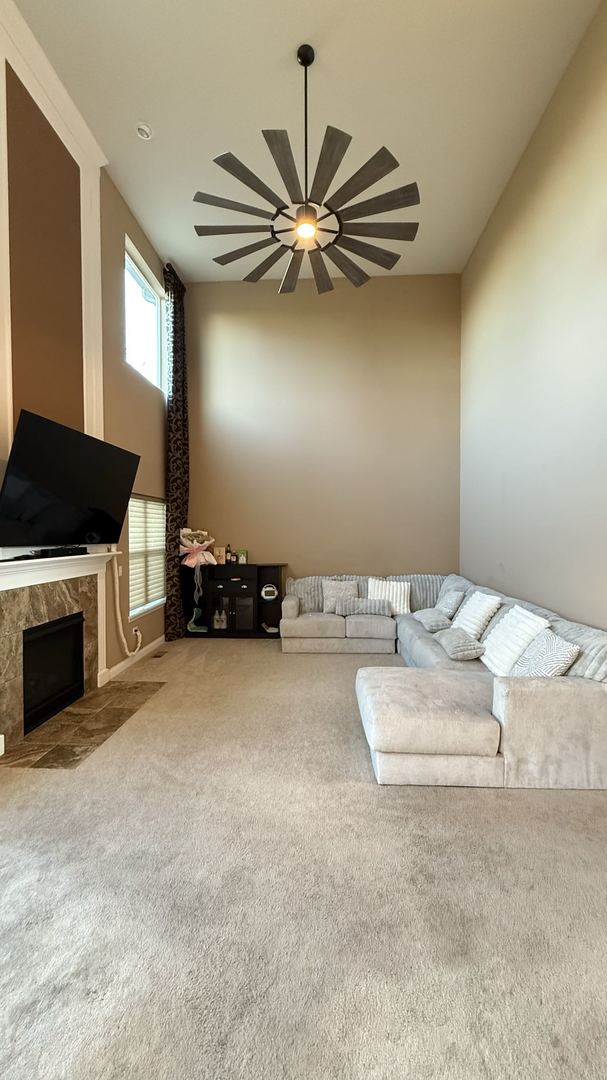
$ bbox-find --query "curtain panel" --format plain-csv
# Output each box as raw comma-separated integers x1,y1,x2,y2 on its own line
163,263,188,640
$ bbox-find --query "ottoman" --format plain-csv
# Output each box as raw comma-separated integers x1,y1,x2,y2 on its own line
356,666,504,786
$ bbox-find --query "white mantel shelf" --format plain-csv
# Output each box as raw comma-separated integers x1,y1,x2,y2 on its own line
0,551,117,592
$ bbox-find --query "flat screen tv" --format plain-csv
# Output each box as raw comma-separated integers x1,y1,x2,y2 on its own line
0,411,140,547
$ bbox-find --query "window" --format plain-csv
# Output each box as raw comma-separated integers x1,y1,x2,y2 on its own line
128,496,166,617
124,244,164,389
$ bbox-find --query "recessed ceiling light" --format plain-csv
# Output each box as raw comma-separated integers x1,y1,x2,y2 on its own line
136,122,153,141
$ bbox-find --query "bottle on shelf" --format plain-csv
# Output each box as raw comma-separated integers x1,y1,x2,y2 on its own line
213,608,221,630
226,543,232,563
220,608,228,630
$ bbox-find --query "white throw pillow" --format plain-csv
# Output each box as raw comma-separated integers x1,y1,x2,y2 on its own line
481,604,550,676
452,591,502,640
368,577,410,616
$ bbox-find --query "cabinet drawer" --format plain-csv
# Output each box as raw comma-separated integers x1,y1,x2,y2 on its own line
211,579,254,597
212,565,256,581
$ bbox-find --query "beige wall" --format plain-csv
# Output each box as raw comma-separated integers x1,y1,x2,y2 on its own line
100,171,166,667
460,2,607,628
187,276,461,578
6,63,84,431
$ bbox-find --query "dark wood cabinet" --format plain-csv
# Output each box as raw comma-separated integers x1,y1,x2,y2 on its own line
180,563,285,639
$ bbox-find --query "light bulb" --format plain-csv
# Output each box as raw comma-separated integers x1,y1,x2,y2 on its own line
296,221,316,240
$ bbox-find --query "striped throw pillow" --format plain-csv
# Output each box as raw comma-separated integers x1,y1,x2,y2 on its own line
512,629,580,677
481,604,550,676
334,597,392,617
452,591,501,640
368,578,410,616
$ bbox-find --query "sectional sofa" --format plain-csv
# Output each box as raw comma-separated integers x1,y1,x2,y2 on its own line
280,572,607,789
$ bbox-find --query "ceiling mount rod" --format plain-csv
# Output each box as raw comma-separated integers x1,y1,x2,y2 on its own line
297,44,315,206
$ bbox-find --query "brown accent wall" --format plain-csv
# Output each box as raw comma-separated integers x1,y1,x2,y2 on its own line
460,2,607,628
187,276,461,578
6,63,84,431
100,171,166,668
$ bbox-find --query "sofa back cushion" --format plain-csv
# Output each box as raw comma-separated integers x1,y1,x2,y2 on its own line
386,575,443,611
285,576,324,613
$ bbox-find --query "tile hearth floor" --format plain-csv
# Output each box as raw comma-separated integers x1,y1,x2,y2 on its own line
0,681,165,769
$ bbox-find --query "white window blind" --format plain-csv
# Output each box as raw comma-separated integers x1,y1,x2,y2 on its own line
128,496,166,617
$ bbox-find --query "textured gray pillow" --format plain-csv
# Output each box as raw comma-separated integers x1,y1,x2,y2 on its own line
435,627,485,660
511,629,580,677
412,608,451,632
435,589,465,619
334,597,391,617
322,579,358,613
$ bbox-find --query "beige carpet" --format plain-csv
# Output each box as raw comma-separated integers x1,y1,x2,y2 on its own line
1,640,606,1079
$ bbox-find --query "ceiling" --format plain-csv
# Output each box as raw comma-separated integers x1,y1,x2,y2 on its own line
16,0,599,283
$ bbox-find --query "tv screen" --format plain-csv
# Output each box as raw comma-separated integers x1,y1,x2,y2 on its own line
0,411,140,547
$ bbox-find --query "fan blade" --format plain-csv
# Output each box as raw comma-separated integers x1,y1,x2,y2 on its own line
322,245,369,288
308,126,352,205
193,191,274,220
195,224,270,236
214,237,278,266
262,130,304,204
244,245,289,283
325,147,399,211
342,221,419,241
335,235,401,270
279,249,305,294
214,152,287,210
339,183,420,221
308,248,334,294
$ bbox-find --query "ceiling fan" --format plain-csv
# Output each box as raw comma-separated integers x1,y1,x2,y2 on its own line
193,44,420,294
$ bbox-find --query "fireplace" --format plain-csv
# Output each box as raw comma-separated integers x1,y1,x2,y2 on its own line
23,612,85,734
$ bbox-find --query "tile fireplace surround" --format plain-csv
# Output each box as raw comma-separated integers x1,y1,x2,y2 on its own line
0,553,114,750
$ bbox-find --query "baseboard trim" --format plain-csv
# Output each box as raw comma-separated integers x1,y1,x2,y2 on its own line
98,635,166,686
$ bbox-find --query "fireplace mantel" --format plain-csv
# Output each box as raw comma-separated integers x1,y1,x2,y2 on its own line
0,552,117,592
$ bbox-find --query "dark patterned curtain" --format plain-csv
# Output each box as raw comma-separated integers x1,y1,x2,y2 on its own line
163,263,188,640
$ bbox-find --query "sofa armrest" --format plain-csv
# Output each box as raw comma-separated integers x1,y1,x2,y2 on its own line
493,676,607,789
282,594,300,620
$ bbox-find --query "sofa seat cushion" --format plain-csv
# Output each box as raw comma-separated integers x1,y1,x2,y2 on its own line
345,614,396,640
280,613,345,638
356,667,499,757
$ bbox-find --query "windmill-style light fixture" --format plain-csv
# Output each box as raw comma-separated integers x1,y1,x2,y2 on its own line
193,44,420,294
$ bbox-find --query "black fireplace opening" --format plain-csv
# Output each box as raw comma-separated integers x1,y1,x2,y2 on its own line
23,611,85,735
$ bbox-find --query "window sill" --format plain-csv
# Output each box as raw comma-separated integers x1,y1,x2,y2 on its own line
129,598,166,621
